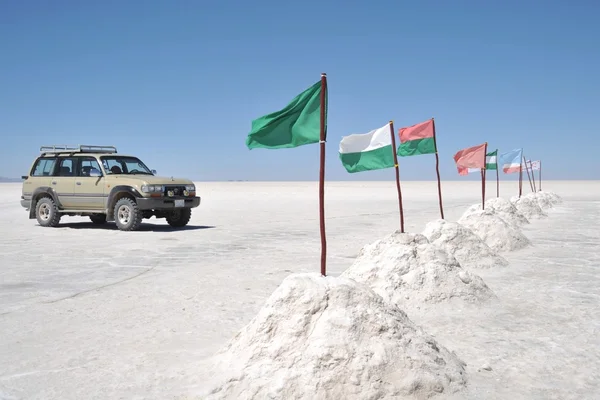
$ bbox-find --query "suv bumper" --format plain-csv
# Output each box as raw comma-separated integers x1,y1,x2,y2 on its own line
21,199,31,210
136,196,201,210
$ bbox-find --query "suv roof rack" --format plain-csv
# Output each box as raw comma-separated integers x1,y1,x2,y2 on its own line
40,145,118,156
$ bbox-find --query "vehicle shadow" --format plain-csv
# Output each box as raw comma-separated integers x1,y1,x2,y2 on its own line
51,222,216,231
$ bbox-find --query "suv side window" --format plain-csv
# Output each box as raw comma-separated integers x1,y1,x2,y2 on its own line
78,157,102,177
56,158,77,176
32,158,57,176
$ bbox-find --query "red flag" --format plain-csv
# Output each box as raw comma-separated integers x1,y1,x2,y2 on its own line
453,143,487,175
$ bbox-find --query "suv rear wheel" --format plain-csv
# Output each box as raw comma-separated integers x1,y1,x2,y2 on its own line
35,197,61,227
114,198,143,231
166,208,192,228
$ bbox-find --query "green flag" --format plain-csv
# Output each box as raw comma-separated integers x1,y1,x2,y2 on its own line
246,80,327,149
486,149,498,170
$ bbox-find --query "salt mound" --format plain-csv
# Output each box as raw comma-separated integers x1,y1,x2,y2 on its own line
530,191,562,209
457,209,531,252
422,219,509,270
526,192,554,210
510,195,548,219
340,232,496,311
540,191,562,204
203,273,467,400
461,197,530,228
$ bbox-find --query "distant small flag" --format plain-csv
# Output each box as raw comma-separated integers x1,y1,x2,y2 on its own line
530,160,541,171
498,148,523,174
486,150,498,170
453,143,487,176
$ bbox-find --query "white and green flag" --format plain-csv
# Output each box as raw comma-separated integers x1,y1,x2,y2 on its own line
486,149,498,170
339,123,396,173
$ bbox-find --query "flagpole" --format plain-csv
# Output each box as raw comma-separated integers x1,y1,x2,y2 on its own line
431,117,445,219
389,121,405,233
518,154,523,198
530,161,537,192
482,142,488,210
319,73,327,276
523,156,534,192
539,160,542,191
496,159,500,198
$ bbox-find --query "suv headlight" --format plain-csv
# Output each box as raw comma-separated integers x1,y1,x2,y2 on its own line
141,185,164,193
185,184,195,192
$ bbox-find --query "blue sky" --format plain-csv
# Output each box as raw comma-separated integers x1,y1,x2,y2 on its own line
1,0,599,181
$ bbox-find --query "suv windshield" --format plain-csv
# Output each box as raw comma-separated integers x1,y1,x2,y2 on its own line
100,156,154,175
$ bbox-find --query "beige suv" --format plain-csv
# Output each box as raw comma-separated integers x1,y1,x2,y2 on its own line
20,145,201,231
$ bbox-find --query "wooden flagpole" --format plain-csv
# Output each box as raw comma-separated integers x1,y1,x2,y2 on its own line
319,73,327,276
539,160,542,191
523,156,534,192
518,157,523,198
431,117,445,219
389,121,405,233
482,143,488,210
496,161,500,197
530,161,537,192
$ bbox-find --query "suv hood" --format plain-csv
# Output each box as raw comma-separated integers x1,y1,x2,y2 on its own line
107,175,195,185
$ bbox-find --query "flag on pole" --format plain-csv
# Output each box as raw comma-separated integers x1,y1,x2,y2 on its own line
453,143,487,175
498,148,523,173
462,149,497,174
486,150,498,170
339,123,396,173
246,80,327,149
530,160,541,171
397,118,436,157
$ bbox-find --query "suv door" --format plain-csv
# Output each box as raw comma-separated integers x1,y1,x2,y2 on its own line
51,157,77,209
74,156,106,210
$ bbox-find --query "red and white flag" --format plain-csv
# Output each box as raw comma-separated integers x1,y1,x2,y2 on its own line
453,143,487,176
530,160,540,171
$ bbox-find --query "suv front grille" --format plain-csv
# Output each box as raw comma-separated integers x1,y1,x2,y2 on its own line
163,185,187,198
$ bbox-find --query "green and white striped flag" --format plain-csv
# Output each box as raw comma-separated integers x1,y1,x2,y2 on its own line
339,123,395,173
486,149,498,170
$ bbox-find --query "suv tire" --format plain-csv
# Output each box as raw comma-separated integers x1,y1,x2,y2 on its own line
114,198,143,231
166,208,192,228
89,214,107,224
35,196,61,227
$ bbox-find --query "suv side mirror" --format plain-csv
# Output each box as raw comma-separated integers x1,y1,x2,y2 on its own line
90,168,102,177
151,169,157,175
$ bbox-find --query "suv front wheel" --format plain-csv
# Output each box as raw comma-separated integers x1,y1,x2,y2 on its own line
114,198,143,231
166,208,192,228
